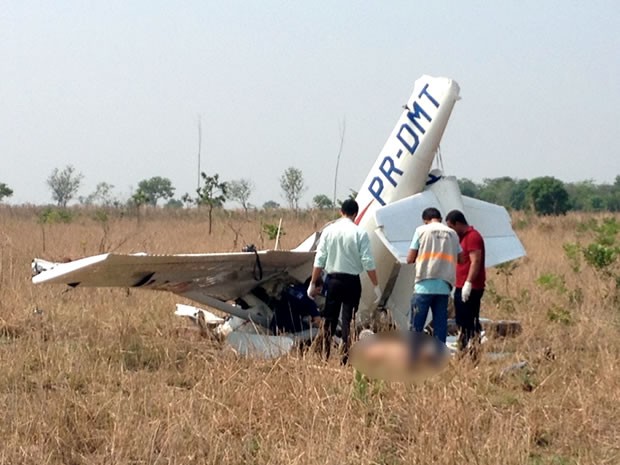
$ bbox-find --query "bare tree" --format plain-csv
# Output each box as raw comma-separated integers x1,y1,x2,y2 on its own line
47,165,83,207
280,166,307,212
79,182,116,206
228,178,255,216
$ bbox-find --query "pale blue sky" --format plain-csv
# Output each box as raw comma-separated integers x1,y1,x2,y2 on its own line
2,1,619,206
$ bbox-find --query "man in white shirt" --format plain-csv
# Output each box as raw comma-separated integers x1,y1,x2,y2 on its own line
307,199,381,364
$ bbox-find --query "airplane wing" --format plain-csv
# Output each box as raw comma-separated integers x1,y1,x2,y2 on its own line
31,250,315,302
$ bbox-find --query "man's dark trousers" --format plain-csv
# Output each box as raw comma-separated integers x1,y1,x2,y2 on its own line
322,273,361,363
454,287,484,350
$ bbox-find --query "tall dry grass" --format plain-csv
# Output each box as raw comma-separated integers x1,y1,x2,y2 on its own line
0,206,618,464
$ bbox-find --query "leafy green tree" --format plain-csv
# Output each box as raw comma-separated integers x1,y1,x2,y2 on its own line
600,176,620,212
263,200,280,209
607,188,620,212
262,223,286,241
165,198,184,209
527,176,570,215
313,194,334,210
458,178,480,198
183,172,228,234
565,180,603,211
478,177,528,210
509,179,530,210
228,178,255,215
47,165,83,207
280,166,307,211
0,183,13,202
137,176,175,206
131,189,149,207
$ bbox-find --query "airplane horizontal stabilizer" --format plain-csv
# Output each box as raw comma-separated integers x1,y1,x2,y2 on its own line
374,183,526,268
461,195,526,267
374,190,440,263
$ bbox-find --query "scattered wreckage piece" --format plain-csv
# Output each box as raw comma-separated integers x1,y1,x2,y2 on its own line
174,302,321,358
446,317,522,338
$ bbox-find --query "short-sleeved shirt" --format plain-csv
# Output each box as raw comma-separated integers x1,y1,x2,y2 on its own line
456,226,486,289
410,228,461,295
313,217,375,275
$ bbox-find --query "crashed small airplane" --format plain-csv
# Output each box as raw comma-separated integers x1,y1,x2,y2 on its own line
31,75,526,358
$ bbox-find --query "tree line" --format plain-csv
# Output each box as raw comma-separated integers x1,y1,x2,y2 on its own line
458,175,620,215
1,167,619,217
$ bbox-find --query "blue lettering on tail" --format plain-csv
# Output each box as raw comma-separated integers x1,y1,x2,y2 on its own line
406,101,431,134
367,82,441,206
397,124,419,154
369,177,386,206
379,156,404,187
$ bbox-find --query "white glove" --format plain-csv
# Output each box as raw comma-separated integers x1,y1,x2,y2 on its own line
462,281,472,302
307,282,316,300
373,285,382,304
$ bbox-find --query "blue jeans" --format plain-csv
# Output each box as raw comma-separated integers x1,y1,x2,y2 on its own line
411,293,449,343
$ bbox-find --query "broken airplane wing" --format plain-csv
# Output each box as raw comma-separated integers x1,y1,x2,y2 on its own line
32,250,314,304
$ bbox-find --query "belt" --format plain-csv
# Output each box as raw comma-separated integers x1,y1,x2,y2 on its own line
327,272,359,279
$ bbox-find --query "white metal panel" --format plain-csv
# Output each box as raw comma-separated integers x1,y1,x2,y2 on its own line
174,303,225,324
428,176,465,217
462,196,527,267
385,262,416,330
374,189,441,262
226,332,295,359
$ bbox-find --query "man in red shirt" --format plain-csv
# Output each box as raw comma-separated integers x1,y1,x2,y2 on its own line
446,210,486,354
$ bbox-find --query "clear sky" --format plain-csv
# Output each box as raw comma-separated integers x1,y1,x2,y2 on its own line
2,1,619,207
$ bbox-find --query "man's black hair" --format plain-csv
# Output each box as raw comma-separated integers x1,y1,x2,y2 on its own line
446,209,468,225
341,199,359,217
421,207,442,221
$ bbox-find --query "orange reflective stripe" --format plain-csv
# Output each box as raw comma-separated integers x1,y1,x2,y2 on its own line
417,251,456,263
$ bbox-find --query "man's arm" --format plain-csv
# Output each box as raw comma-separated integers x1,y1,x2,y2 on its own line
308,232,328,298
358,231,376,272
466,249,483,282
366,269,378,286
310,266,323,285
407,229,420,264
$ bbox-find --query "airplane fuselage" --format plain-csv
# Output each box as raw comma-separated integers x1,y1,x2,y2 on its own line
350,76,461,324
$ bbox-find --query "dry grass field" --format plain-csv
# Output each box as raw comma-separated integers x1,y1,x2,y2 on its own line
0,206,618,465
